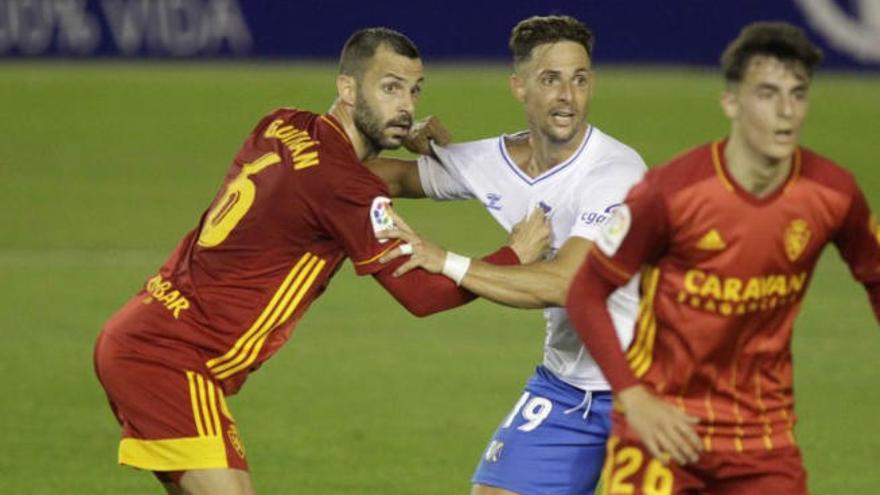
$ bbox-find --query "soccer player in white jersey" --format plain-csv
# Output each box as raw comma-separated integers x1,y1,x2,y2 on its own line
368,16,646,495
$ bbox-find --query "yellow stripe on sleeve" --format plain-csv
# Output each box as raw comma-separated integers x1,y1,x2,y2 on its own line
625,267,661,375
354,240,402,266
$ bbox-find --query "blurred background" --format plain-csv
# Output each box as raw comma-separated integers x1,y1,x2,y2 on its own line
1,1,878,494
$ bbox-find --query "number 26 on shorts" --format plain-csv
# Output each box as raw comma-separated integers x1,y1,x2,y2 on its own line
502,392,552,432
601,436,673,495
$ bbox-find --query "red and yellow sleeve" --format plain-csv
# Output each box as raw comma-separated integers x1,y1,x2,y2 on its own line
566,171,671,392
318,172,402,276
592,171,671,282
834,183,880,322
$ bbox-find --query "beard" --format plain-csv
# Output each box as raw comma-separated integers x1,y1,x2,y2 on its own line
353,91,412,153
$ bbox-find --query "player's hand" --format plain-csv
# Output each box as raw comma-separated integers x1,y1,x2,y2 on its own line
377,207,447,276
508,207,552,263
403,115,451,156
617,385,702,465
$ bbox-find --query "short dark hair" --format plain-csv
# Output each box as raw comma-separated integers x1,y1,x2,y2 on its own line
509,15,594,67
339,27,420,77
721,21,823,82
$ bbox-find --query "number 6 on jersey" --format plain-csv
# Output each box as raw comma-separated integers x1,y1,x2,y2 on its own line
502,392,552,432
198,152,282,247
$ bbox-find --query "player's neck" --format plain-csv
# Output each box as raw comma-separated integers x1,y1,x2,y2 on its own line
328,99,378,161
723,133,793,198
508,124,588,179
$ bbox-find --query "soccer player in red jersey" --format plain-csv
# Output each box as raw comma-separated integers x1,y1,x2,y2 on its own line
93,28,549,495
565,22,880,494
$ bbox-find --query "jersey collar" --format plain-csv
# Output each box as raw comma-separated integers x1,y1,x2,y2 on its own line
499,126,594,186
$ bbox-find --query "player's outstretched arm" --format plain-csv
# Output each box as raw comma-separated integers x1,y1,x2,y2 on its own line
378,208,583,309
371,244,520,317
365,115,451,198
366,157,426,198
369,205,539,317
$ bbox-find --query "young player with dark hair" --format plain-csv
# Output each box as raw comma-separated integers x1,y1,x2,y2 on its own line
566,21,880,495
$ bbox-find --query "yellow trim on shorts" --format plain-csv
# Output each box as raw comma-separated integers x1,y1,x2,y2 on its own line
119,436,228,471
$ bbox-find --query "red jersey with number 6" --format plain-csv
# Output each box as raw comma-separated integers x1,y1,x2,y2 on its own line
101,108,401,394
587,140,880,453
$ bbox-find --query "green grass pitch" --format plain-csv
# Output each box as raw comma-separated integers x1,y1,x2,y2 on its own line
0,62,877,494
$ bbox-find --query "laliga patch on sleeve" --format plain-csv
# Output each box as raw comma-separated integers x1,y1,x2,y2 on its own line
596,204,631,256
370,196,395,243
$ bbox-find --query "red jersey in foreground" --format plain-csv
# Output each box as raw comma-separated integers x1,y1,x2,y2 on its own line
570,140,880,453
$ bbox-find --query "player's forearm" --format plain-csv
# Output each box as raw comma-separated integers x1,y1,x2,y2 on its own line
565,255,639,391
460,259,568,309
365,158,425,198
375,246,521,316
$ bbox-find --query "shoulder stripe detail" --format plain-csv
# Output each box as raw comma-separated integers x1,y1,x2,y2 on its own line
354,240,402,266
320,115,351,145
206,253,326,380
626,266,661,377
782,148,803,195
711,140,735,192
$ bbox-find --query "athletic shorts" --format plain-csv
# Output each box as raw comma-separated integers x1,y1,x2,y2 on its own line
472,366,613,495
599,434,809,495
93,331,248,483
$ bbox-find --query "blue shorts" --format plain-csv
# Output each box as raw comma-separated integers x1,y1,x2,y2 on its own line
472,366,612,495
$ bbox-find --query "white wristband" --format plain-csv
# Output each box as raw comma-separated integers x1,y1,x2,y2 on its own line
442,251,471,286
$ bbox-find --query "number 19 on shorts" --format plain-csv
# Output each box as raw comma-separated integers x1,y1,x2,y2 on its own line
502,392,552,432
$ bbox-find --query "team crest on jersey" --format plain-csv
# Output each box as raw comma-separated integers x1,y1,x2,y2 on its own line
370,196,395,243
784,219,811,262
597,204,631,257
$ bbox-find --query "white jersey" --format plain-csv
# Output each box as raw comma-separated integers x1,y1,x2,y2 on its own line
418,126,646,391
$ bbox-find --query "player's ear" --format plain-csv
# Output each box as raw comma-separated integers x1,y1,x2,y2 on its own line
337,74,357,106
510,73,526,103
720,87,739,119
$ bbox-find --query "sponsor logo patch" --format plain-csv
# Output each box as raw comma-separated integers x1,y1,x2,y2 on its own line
370,196,395,243
597,204,631,256
582,203,621,226
484,193,503,211
696,229,727,251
